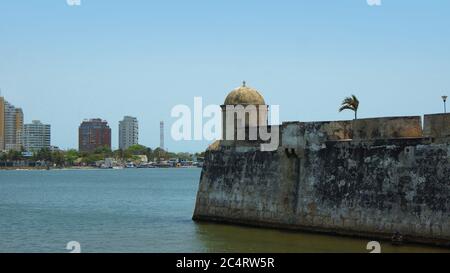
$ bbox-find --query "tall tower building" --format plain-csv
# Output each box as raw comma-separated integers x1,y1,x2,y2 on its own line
78,119,111,152
119,116,139,150
15,108,24,150
0,96,24,151
23,120,51,151
0,97,5,151
160,121,165,151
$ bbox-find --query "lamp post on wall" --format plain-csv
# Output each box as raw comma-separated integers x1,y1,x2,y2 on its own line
442,95,448,114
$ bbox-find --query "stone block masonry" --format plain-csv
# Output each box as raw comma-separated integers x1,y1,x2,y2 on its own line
193,117,450,247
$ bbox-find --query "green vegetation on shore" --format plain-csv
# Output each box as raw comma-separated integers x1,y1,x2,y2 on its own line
0,144,205,168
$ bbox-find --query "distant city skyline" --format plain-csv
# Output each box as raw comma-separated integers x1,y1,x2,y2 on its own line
0,1,449,152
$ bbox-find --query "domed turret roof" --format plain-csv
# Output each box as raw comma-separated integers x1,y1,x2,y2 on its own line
224,82,266,105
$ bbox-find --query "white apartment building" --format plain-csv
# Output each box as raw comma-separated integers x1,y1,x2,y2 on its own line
23,120,51,151
119,116,139,150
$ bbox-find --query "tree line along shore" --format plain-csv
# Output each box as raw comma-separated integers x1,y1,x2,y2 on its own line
0,144,205,169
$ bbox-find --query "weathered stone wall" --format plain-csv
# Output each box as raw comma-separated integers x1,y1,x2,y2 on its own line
193,123,450,246
194,114,450,246
424,113,450,141
281,116,422,147
352,116,423,140
298,138,450,245
193,147,294,225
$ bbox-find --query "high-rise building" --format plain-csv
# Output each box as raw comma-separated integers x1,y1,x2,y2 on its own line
0,96,24,151
78,119,111,152
119,116,139,150
0,97,5,151
160,121,165,151
15,108,24,150
23,120,51,151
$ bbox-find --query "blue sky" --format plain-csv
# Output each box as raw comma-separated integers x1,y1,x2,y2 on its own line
0,0,449,152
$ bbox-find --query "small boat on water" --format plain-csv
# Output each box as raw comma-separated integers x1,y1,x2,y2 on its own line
125,163,136,168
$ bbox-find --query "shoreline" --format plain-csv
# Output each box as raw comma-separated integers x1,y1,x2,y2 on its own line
0,166,201,171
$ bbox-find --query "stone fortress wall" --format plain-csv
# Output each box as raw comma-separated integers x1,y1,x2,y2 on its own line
193,113,450,247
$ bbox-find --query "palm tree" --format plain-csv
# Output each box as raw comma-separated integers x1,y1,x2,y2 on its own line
339,95,359,120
